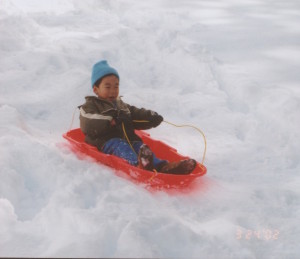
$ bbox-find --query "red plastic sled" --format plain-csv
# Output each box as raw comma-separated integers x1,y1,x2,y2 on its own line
63,128,207,190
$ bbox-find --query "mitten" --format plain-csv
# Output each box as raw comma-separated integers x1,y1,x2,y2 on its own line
114,112,134,135
149,112,163,127
115,112,131,126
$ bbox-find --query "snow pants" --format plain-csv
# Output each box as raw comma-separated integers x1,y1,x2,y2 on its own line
102,138,166,169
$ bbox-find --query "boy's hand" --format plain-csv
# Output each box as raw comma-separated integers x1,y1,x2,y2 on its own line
115,113,131,126
110,119,117,126
114,113,134,133
150,112,163,127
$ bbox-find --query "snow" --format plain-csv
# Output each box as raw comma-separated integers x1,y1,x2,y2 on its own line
1,0,300,257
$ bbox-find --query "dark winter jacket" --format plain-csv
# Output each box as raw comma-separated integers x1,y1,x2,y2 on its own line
79,96,162,150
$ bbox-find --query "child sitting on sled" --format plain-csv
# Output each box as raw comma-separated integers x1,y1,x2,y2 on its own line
79,60,196,174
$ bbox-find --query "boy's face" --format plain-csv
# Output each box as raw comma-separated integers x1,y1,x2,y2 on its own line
93,75,119,102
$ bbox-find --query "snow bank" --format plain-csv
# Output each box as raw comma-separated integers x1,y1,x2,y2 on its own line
1,0,300,257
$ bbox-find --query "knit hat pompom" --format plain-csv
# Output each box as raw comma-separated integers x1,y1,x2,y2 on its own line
91,60,119,88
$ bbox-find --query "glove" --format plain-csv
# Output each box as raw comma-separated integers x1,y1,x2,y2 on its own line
113,112,135,136
149,112,163,127
114,112,132,128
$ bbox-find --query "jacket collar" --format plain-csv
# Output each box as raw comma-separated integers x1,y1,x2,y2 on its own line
85,95,123,106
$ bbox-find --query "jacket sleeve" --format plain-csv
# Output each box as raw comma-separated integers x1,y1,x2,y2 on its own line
126,104,160,130
79,104,112,139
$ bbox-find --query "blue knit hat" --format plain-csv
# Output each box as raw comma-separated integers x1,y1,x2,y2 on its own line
91,60,119,88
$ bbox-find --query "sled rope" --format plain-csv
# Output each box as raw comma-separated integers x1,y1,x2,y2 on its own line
133,120,207,165
122,122,137,154
122,123,158,180
148,169,158,182
163,120,207,165
69,107,77,130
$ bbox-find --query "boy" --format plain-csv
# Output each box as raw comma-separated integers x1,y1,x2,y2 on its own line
79,60,196,174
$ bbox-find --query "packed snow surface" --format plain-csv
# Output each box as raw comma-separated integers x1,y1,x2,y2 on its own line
1,0,300,258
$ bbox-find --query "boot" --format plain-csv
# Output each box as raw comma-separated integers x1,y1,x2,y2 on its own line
160,159,196,175
138,144,154,171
